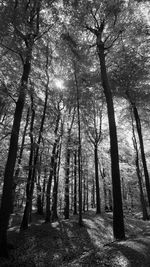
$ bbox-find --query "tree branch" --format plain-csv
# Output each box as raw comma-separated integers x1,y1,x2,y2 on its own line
105,30,123,50
91,8,100,29
85,24,98,35
0,42,24,63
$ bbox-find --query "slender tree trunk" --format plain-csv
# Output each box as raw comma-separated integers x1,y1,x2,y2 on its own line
108,189,112,211
91,177,95,208
45,115,60,223
52,140,62,219
0,59,31,257
64,137,71,219
45,143,57,222
83,173,86,212
71,168,74,211
51,145,60,222
20,95,35,231
131,108,149,220
101,168,107,211
51,175,58,221
36,153,43,215
97,36,125,239
132,103,150,208
86,171,89,211
41,168,46,213
73,151,77,215
94,143,101,214
74,68,82,226
21,60,49,229
12,107,30,212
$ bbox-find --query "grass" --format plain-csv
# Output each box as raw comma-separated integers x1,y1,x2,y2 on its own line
1,210,150,266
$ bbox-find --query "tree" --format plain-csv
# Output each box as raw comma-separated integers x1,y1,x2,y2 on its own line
131,106,149,220
85,1,125,239
0,0,41,256
82,88,103,214
45,106,61,223
64,109,75,219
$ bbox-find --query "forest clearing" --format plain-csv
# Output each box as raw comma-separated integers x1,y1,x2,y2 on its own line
0,0,150,265
1,210,150,266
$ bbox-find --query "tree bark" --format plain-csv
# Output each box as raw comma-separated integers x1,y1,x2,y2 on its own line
41,167,47,213
45,115,60,223
21,60,49,229
132,103,150,208
0,60,31,257
91,177,95,208
86,171,89,211
64,139,71,219
97,36,125,240
20,94,35,231
37,153,43,215
73,150,77,215
51,145,59,221
74,68,82,226
12,107,30,212
131,107,149,220
94,143,101,214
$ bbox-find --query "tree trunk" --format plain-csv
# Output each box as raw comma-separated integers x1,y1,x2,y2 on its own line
132,103,150,208
45,143,57,222
51,145,59,222
41,168,47,213
12,107,30,212
94,144,101,214
21,64,49,229
83,172,86,212
101,168,107,211
74,68,82,226
97,37,125,240
73,151,77,215
20,95,35,231
0,60,31,257
91,177,95,208
37,153,43,215
64,138,71,219
86,171,89,211
131,108,149,220
45,115,60,223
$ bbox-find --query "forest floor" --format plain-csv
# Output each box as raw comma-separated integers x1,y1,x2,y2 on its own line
1,209,150,266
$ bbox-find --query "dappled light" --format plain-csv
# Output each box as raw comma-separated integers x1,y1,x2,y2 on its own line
0,210,149,266
0,0,150,266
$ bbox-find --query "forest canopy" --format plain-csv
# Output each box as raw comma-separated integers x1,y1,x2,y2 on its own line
0,0,150,260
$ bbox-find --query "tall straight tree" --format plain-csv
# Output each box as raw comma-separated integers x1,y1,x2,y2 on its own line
74,66,83,226
130,107,149,220
21,44,50,230
45,112,61,223
20,93,35,231
0,0,41,257
83,91,103,214
85,1,125,239
61,0,126,239
127,92,150,209
12,107,30,212
64,109,75,219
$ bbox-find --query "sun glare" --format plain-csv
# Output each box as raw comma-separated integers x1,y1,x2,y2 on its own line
54,79,64,89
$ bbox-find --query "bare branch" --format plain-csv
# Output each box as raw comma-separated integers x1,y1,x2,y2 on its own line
35,24,54,42
91,8,100,29
85,24,97,35
8,93,17,104
0,42,24,63
0,132,11,142
105,30,123,50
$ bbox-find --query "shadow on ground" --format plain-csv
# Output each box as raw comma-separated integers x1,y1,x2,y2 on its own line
1,210,150,266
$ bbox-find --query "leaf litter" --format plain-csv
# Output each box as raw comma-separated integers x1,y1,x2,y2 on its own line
1,210,150,266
